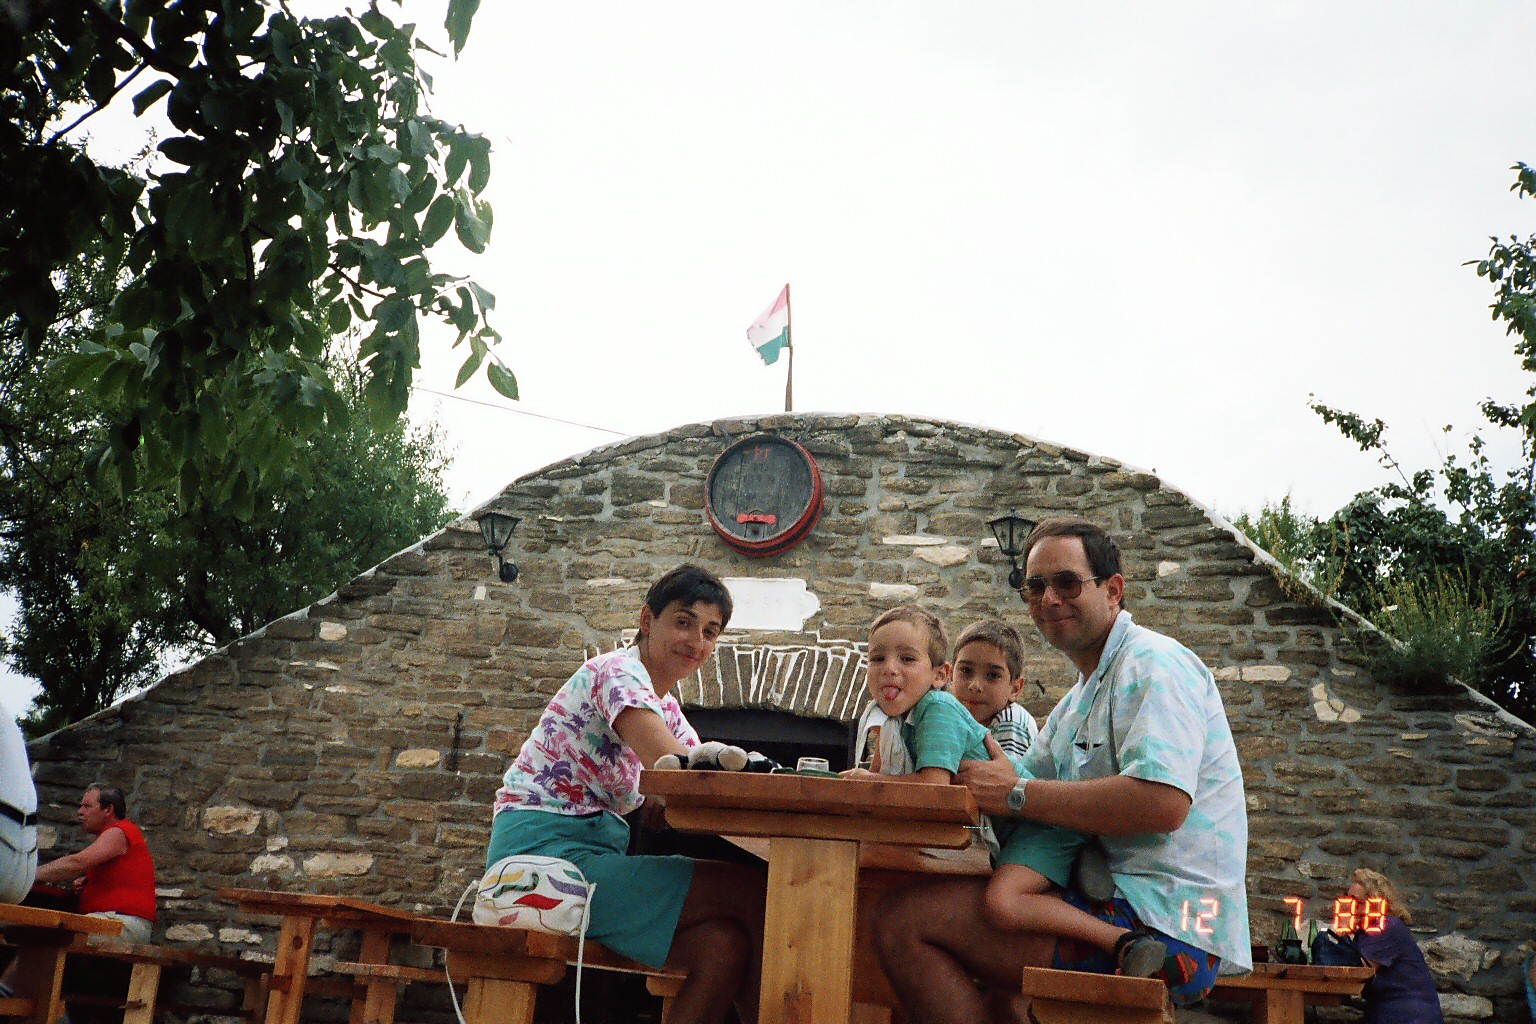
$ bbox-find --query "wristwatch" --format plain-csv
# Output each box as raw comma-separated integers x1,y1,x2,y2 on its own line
1005,779,1028,813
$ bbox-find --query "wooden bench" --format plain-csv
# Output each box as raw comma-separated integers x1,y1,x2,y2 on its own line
59,939,271,1024
407,916,687,1024
1209,962,1373,1024
1020,966,1172,1024
329,961,449,1024
0,903,122,1024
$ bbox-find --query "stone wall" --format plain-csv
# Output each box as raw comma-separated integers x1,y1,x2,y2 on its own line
25,415,1536,1021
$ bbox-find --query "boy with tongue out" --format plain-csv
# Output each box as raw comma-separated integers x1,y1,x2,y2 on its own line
843,604,1166,979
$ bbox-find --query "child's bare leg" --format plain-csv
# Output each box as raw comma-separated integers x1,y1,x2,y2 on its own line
984,864,1122,951
667,860,765,1024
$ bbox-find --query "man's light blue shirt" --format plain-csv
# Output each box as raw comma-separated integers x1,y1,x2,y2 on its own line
1020,610,1252,971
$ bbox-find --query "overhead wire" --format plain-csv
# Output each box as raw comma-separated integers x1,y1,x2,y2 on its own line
408,384,632,438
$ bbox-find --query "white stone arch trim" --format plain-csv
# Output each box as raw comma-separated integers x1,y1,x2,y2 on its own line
590,631,872,724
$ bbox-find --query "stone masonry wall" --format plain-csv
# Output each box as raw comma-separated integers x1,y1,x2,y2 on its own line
25,414,1536,1021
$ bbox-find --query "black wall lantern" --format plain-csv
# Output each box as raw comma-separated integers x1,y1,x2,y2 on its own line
475,509,521,583
987,512,1037,598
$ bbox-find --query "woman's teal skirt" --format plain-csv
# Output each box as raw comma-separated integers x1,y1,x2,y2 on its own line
487,808,695,968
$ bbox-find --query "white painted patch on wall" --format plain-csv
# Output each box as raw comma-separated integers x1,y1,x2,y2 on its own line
869,582,921,600
473,584,487,601
723,577,822,631
220,927,264,944
913,545,969,567
1311,681,1361,724
1157,561,1181,577
881,535,948,546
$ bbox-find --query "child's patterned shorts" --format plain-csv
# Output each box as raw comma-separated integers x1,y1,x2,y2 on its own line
1049,889,1222,1004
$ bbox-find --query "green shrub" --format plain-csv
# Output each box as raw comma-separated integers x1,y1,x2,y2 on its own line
1233,496,1347,602
1363,569,1510,693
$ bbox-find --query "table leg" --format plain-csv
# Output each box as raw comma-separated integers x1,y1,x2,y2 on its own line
121,962,163,1024
264,915,318,1024
447,951,563,1024
760,837,859,1024
349,928,395,1024
1253,989,1305,1024
11,946,67,1024
464,978,537,1024
646,975,684,1024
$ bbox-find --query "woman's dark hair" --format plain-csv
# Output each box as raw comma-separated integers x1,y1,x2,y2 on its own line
644,564,733,628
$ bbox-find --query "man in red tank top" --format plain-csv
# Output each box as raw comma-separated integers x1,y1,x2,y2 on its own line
23,785,154,938
0,784,157,997
1,783,157,993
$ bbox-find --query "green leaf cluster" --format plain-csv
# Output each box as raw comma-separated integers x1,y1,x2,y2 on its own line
1,240,458,736
1,0,511,504
1247,165,1536,724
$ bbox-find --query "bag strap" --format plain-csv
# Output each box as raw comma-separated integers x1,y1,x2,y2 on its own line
451,865,596,1024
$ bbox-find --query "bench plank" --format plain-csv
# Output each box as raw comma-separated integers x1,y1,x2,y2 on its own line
68,938,271,976
1019,967,1168,1010
410,916,685,979
1020,966,1171,1024
332,962,448,984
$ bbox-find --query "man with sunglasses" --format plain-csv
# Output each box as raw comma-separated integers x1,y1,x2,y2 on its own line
875,516,1250,1020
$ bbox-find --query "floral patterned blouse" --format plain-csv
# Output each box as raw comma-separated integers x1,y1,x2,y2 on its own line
493,647,699,818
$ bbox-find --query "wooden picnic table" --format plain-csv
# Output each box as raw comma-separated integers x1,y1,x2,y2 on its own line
218,887,423,1024
724,831,991,1017
639,769,982,1024
0,902,122,1024
1211,961,1375,1024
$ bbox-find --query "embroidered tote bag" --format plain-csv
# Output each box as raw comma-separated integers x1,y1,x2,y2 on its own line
473,855,592,936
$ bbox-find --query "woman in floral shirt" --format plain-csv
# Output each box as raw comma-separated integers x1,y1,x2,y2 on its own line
487,564,764,1024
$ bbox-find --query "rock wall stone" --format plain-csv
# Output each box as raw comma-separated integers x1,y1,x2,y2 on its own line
25,415,1535,1021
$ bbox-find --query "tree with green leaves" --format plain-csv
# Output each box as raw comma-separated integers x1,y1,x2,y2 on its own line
1,319,458,736
1,209,458,735
1243,164,1535,724
1,0,508,510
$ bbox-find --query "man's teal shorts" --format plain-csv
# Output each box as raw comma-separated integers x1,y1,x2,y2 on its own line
991,817,1085,888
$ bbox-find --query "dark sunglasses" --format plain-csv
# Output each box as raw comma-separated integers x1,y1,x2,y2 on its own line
1021,571,1104,602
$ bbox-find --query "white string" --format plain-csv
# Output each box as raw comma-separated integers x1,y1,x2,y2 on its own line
445,877,477,1024
573,882,595,1024
442,873,596,1024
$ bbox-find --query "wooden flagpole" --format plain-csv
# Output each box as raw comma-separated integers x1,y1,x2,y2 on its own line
784,283,793,412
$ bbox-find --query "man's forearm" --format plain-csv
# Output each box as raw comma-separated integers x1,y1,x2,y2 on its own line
1015,775,1190,836
34,854,85,883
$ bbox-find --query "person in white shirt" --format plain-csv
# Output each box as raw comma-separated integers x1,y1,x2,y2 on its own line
0,712,37,904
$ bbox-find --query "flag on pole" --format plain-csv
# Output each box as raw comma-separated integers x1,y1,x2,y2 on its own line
746,285,790,365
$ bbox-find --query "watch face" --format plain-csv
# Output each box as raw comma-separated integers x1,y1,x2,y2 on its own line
1006,785,1025,811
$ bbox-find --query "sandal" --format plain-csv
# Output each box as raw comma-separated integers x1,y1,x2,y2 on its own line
1113,930,1168,978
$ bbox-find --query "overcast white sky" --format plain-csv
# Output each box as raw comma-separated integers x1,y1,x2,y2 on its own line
5,2,1534,719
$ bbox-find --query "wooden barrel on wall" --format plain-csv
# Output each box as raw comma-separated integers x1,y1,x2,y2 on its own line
704,434,824,557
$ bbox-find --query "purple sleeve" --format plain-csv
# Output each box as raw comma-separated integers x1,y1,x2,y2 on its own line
591,657,667,729
1353,917,1408,968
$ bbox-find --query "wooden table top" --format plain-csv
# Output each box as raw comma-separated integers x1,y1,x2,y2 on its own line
1215,961,1374,993
641,769,979,822
0,902,123,936
641,769,982,849
727,833,992,877
217,888,420,929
